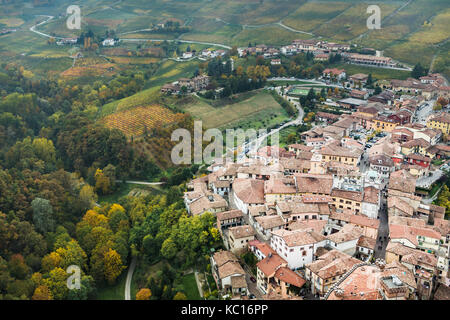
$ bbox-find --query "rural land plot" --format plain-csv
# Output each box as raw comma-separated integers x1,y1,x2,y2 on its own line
282,1,353,32
180,91,290,130
313,2,401,41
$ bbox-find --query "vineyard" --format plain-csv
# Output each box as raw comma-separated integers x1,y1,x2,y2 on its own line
101,105,182,137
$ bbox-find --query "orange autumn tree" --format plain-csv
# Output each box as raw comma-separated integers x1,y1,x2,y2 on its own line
32,285,53,300
136,288,152,300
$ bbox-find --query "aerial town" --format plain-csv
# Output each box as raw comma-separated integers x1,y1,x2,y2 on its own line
1,0,449,309
184,66,450,300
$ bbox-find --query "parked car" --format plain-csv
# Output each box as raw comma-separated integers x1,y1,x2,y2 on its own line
250,276,256,283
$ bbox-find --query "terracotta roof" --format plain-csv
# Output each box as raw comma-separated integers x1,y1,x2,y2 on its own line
248,205,267,217
382,261,417,289
389,224,441,246
218,260,246,279
272,229,325,247
434,284,450,300
264,178,297,194
249,240,276,257
212,250,238,267
229,225,255,239
316,112,340,120
357,236,376,249
302,195,332,203
257,253,286,277
327,265,382,300
189,193,228,215
231,275,247,289
288,219,327,234
389,216,426,228
295,173,333,195
369,154,394,167
350,214,380,229
363,186,379,204
388,196,414,216
232,178,265,204
274,267,306,288
405,153,431,162
429,112,450,124
216,209,244,221
306,250,360,279
276,201,320,215
327,224,365,244
388,170,416,194
331,189,363,202
320,144,362,158
255,215,285,230
280,158,311,171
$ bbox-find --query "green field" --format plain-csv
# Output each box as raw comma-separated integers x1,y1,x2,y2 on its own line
96,270,127,300
283,1,352,32
181,273,201,300
179,90,290,130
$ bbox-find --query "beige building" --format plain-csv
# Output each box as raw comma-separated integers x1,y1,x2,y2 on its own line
227,225,255,254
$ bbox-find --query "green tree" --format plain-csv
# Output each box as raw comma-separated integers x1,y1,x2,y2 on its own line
31,197,55,233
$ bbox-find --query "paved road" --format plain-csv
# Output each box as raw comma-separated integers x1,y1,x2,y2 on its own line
116,180,165,185
416,170,443,189
119,38,232,49
125,256,137,300
374,190,389,260
415,100,435,125
29,15,65,39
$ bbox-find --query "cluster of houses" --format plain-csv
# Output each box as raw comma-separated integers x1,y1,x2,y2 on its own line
160,74,210,94
238,39,398,69
183,68,450,300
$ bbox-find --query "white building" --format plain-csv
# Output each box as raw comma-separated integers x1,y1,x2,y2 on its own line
270,229,326,270
102,38,116,46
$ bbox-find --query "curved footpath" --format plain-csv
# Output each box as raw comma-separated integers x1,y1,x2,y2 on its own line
124,256,137,300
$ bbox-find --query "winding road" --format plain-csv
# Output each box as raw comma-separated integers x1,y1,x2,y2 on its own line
124,256,137,300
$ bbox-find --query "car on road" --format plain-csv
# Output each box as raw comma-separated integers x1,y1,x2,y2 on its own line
250,276,256,283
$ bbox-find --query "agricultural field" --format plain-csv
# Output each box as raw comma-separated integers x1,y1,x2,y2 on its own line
101,104,181,137
230,25,311,47
283,2,352,32
60,56,118,78
179,18,242,45
313,2,401,41
178,91,290,130
108,56,160,65
0,17,25,27
195,0,305,25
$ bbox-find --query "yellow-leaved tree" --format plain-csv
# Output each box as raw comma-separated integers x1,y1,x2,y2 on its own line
103,248,125,284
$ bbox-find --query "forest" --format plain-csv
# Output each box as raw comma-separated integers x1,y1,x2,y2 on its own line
0,56,221,299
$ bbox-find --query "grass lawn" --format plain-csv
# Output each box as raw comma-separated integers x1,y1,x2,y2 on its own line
96,270,127,300
182,273,202,300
